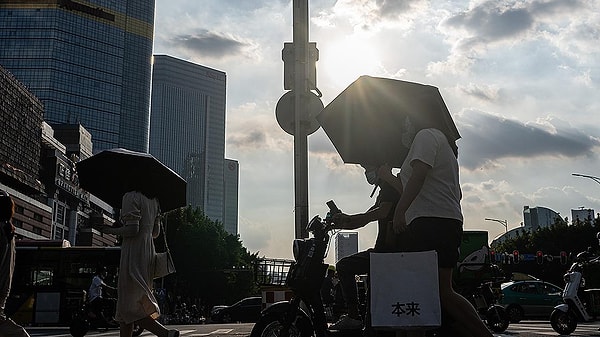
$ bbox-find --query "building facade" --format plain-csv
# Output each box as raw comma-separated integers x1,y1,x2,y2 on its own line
149,55,238,233
2,64,116,246
0,0,155,152
523,206,562,231
223,159,239,235
0,64,51,240
571,208,595,225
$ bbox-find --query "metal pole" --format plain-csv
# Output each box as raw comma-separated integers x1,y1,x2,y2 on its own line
572,173,600,186
293,0,309,239
485,218,508,233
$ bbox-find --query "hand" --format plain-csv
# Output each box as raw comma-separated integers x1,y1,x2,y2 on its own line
393,213,408,233
331,213,350,228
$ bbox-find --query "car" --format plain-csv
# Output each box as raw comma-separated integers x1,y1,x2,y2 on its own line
210,296,262,323
500,280,563,323
210,305,228,316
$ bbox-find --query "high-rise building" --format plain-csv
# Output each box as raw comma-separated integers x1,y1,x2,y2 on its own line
0,0,155,152
335,231,358,263
571,208,595,225
523,205,562,230
223,159,239,234
149,55,238,232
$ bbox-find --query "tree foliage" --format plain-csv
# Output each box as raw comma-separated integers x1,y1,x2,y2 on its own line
492,216,600,255
158,206,260,306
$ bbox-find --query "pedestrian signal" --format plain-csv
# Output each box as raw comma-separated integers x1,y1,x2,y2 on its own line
536,250,543,264
512,250,519,264
560,251,568,265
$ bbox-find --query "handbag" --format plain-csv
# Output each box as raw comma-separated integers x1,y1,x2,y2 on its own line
370,251,441,329
154,221,176,279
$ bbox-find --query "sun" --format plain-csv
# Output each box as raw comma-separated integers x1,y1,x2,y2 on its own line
319,37,382,88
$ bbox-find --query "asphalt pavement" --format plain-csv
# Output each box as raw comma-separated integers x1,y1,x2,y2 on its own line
22,321,600,337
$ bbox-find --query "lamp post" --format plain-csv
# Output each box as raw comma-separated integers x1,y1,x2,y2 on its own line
485,218,508,233
572,173,600,186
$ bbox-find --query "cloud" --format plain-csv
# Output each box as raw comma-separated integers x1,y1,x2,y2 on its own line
443,2,534,46
163,29,253,59
456,110,600,169
430,0,598,76
458,83,501,102
442,0,592,48
315,0,428,31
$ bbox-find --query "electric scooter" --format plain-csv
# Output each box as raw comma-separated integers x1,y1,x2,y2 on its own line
251,201,508,337
453,263,510,333
250,200,340,337
550,232,600,335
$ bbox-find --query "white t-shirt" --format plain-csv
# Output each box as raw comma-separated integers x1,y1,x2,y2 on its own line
88,275,104,302
399,128,463,225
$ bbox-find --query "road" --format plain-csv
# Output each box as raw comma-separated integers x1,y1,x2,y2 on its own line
24,321,600,337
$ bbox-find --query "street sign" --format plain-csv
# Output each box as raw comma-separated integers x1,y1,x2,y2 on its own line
275,91,322,136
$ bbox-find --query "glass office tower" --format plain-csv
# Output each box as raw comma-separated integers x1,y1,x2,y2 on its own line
149,55,234,229
0,0,155,152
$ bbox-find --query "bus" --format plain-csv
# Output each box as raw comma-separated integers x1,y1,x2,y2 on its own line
6,240,120,326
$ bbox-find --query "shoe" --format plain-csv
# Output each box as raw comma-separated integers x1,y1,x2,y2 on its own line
329,315,363,330
167,329,180,337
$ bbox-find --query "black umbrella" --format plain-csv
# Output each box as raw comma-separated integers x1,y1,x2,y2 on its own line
317,76,461,167
75,148,186,212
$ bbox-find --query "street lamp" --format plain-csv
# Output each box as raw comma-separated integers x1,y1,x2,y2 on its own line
485,218,508,233
572,173,600,186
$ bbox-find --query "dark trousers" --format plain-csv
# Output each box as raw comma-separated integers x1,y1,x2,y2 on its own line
336,249,372,319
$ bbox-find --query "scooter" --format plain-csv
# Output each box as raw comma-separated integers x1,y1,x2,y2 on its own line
251,201,507,337
453,263,510,334
550,232,600,335
69,296,144,337
250,200,340,337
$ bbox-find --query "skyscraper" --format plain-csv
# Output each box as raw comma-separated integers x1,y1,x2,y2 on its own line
149,55,237,232
223,159,239,235
0,0,155,152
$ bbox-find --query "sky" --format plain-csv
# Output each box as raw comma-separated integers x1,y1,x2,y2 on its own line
153,0,600,264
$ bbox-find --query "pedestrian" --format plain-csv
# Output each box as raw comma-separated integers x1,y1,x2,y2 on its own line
393,128,494,337
88,266,117,325
0,190,31,337
94,190,179,337
328,165,404,331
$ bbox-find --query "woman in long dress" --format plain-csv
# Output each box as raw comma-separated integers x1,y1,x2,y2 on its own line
96,190,179,337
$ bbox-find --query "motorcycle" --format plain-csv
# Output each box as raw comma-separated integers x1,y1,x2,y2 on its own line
550,232,600,335
251,201,508,337
451,263,510,334
69,296,144,337
250,200,340,337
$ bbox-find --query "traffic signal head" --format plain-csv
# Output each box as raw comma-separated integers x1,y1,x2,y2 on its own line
560,251,568,265
536,250,543,264
512,250,519,264
489,250,496,263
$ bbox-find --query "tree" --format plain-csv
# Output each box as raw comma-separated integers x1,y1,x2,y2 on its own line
491,220,599,286
159,207,260,307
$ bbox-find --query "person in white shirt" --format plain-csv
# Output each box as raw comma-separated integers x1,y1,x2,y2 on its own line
88,266,116,324
393,128,494,337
